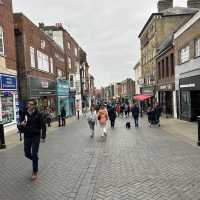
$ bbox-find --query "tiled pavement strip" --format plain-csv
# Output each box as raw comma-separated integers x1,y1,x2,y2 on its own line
0,116,200,200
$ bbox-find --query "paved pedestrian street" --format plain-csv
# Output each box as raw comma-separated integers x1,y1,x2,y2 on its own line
1,118,200,200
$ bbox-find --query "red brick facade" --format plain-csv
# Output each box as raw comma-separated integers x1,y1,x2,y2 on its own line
0,0,16,71
14,13,65,103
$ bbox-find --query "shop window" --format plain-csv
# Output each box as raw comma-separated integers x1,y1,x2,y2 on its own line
195,38,200,57
30,47,35,68
0,26,4,55
1,95,14,124
180,91,191,118
180,46,190,64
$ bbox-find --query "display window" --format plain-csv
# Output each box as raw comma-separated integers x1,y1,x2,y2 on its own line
0,95,15,124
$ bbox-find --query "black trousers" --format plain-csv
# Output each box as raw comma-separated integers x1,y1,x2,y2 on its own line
110,119,115,128
24,135,40,173
61,117,66,126
133,117,139,127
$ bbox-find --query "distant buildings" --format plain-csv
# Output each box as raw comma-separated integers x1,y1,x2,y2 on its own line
98,79,135,103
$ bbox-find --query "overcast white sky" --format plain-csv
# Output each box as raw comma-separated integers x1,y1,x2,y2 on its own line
13,0,186,88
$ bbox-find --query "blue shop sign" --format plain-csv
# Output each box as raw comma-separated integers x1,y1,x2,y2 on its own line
57,79,69,96
0,74,17,90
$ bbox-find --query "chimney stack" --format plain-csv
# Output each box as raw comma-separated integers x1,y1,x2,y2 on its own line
38,23,44,29
187,0,200,9
158,0,173,12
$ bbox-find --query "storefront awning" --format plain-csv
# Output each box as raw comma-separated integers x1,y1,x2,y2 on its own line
133,95,151,101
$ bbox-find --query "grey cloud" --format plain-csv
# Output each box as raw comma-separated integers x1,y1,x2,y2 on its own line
13,0,187,88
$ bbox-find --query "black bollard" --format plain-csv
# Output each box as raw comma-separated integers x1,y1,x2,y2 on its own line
77,110,80,120
0,123,6,149
58,115,61,127
197,116,200,146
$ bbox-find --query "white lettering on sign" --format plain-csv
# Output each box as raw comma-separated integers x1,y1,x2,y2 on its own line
180,84,195,88
41,80,49,88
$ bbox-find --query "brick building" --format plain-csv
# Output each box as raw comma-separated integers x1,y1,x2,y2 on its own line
14,13,67,118
41,24,89,114
139,0,199,106
174,10,200,121
121,79,135,103
0,0,17,130
156,34,175,117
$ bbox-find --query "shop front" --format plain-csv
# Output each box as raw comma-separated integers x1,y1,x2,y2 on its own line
0,74,18,129
179,75,200,121
69,89,76,116
28,76,56,117
140,86,155,109
57,79,70,117
158,83,174,117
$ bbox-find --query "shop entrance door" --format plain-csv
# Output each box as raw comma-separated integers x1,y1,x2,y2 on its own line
191,91,200,121
165,91,173,116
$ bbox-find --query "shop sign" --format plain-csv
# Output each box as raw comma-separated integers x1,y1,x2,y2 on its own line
41,80,49,88
0,74,17,90
180,84,195,88
29,77,56,97
159,84,173,91
141,86,154,96
57,79,69,96
179,76,200,91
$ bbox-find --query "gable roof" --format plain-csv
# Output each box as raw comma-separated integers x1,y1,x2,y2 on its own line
139,6,199,38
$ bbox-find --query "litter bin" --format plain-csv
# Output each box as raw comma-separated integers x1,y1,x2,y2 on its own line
0,123,6,149
197,116,200,146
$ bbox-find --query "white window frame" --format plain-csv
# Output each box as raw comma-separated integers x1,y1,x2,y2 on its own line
195,38,200,57
57,69,63,78
68,57,72,69
0,26,5,55
74,47,78,56
37,50,49,72
67,42,71,49
50,57,54,73
180,46,190,64
30,47,36,68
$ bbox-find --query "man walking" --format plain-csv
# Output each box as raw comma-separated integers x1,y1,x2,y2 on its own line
61,106,66,126
20,99,45,181
154,102,162,126
131,103,140,128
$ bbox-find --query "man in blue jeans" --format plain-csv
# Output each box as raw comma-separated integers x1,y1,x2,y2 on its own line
20,99,45,180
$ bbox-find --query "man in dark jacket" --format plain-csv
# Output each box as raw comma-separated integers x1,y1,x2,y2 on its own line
154,103,162,126
108,105,117,128
131,103,140,128
61,106,66,126
20,99,45,181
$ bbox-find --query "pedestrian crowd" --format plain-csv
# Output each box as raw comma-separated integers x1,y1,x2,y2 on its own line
86,101,162,138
